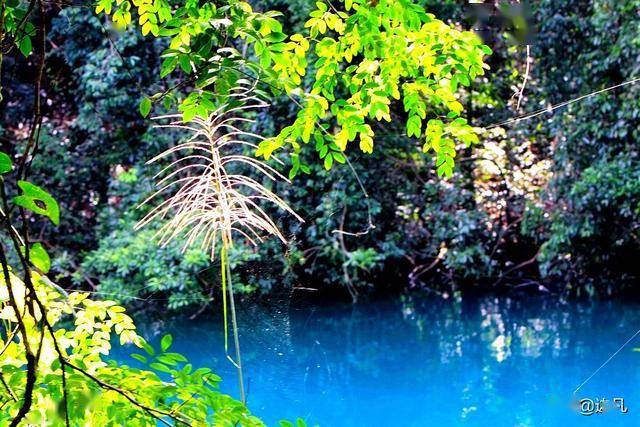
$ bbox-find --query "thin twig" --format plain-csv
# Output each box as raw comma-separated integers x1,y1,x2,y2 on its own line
515,44,531,111
485,76,640,130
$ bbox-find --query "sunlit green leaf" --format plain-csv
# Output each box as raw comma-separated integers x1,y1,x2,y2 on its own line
150,362,172,373
141,340,155,356
13,181,60,225
130,354,148,363
0,152,12,174
160,334,173,352
22,243,51,273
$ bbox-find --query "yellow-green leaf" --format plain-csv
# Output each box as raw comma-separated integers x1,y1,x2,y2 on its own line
13,181,60,226
160,334,173,352
0,152,12,174
139,97,152,118
24,243,51,273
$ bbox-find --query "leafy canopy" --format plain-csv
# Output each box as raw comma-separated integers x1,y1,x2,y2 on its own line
91,0,491,177
256,0,490,177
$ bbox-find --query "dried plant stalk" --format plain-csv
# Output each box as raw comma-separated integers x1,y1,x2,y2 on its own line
136,83,302,402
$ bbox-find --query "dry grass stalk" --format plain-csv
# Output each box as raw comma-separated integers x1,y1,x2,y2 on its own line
136,82,302,403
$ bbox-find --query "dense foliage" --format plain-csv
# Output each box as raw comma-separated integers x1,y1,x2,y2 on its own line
3,0,640,424
0,267,263,426
92,0,489,177
0,0,494,424
2,1,639,315
521,0,640,292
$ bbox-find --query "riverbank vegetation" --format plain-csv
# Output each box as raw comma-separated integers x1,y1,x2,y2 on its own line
1,0,639,424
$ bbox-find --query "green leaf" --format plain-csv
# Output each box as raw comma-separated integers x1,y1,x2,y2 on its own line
24,243,51,273
141,340,155,356
160,334,173,352
149,362,172,374
163,352,188,363
0,152,12,174
458,73,470,87
163,96,173,110
323,154,334,170
160,56,178,78
156,354,178,366
130,354,148,363
406,115,422,138
333,152,346,164
319,145,329,158
18,36,32,57
178,55,192,73
182,106,197,122
436,154,454,178
13,181,60,225
265,32,287,43
139,97,152,118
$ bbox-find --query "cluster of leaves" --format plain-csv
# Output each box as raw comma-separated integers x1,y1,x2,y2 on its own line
73,0,524,304
1,0,37,59
10,0,640,310
1,7,163,258
82,220,213,310
400,179,497,280
0,268,265,425
48,0,493,306
93,0,490,177
255,0,491,177
525,156,640,290
94,0,296,118
211,142,501,298
0,152,61,275
80,168,212,311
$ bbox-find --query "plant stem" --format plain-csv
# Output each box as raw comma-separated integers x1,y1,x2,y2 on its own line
220,245,245,404
221,245,229,352
226,257,245,404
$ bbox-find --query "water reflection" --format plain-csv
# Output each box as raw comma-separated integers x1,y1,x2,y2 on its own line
128,295,640,426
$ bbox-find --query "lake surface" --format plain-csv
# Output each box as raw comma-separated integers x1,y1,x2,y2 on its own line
125,295,640,426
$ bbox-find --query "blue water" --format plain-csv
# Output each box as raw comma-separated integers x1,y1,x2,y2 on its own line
126,295,640,426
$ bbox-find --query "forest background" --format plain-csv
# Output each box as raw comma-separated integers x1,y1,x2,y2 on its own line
3,0,639,316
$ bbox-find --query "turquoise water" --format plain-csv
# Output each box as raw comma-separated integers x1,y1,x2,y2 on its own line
128,295,640,426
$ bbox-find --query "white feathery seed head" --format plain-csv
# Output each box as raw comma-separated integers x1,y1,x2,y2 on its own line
136,82,303,259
